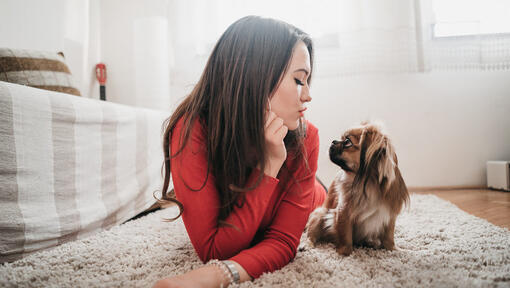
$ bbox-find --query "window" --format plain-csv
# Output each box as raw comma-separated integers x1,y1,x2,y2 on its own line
432,0,510,37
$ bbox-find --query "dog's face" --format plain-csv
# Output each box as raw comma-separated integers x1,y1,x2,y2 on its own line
329,122,397,188
329,128,363,173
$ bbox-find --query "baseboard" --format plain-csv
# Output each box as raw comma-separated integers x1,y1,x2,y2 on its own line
409,185,486,192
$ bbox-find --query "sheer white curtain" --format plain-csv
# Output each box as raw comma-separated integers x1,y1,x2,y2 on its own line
166,0,422,77
164,0,510,82
166,0,343,81
325,0,423,75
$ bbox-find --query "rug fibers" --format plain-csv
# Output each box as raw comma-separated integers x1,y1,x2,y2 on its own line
1,194,509,287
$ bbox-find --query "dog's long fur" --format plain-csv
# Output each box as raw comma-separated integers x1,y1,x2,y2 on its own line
307,121,409,255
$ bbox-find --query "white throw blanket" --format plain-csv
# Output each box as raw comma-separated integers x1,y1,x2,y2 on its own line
1,194,509,287
0,81,170,262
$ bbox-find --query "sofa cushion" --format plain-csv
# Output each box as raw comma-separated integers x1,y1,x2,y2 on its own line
0,48,81,96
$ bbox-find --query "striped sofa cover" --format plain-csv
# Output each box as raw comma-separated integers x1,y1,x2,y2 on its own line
0,81,171,263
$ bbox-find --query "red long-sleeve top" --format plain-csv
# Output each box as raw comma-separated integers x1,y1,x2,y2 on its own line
170,117,326,279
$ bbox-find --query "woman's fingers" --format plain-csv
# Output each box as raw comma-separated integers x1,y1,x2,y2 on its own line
265,112,288,145
261,110,288,177
275,123,288,139
266,116,283,135
265,111,277,129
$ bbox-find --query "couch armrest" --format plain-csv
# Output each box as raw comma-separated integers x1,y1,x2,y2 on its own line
0,81,170,263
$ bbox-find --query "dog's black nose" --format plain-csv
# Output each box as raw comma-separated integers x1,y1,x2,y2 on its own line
332,140,340,145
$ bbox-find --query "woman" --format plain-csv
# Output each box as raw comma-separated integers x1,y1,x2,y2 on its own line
154,16,326,287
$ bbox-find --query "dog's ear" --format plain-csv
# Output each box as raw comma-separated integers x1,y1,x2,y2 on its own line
351,128,371,199
362,127,396,192
377,136,396,191
352,128,378,198
386,164,410,209
354,125,396,197
367,130,409,207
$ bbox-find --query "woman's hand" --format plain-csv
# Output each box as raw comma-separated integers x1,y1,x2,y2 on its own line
262,111,288,178
153,261,251,288
153,265,225,288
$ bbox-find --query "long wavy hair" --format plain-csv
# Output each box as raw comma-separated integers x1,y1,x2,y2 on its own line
160,16,314,223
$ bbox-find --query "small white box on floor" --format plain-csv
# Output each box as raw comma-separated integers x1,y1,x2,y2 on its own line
486,161,510,191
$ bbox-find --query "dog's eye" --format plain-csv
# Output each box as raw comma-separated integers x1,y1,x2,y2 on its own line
343,138,353,148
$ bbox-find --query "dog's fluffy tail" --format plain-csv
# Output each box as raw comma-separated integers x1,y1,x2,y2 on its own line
307,207,337,245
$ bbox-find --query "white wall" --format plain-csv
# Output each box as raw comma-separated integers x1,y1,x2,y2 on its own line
307,71,510,187
98,0,172,110
2,1,509,188
0,0,101,100
0,0,67,52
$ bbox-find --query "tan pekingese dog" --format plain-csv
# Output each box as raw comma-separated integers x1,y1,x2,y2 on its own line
307,121,409,256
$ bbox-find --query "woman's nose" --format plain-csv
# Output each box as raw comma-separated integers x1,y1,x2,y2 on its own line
301,84,312,102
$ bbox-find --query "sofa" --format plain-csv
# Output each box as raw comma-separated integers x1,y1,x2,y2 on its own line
0,80,171,263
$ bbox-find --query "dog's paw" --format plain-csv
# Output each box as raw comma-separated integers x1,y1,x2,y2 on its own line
306,207,328,245
336,245,353,256
382,240,396,251
390,244,401,251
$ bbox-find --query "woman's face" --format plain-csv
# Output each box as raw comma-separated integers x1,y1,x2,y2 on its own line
270,41,312,131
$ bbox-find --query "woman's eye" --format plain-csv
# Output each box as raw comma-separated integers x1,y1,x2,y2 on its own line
294,78,304,86
344,138,352,148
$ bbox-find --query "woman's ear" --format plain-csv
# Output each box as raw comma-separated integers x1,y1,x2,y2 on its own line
264,99,272,120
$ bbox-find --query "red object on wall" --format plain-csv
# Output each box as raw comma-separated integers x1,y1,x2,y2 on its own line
95,63,107,101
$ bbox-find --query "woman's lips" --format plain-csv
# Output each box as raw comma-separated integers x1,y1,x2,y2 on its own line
299,107,307,116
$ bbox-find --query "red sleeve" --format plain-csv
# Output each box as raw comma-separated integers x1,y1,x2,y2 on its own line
170,117,280,262
230,122,322,278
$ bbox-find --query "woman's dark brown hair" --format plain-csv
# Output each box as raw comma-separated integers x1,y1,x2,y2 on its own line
160,16,314,223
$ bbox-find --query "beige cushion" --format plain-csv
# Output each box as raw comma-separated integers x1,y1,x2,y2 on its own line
0,48,81,96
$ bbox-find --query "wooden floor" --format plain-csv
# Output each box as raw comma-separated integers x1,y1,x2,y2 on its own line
412,188,510,230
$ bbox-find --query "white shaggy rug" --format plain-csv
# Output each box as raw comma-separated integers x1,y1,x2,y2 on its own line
1,194,509,288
